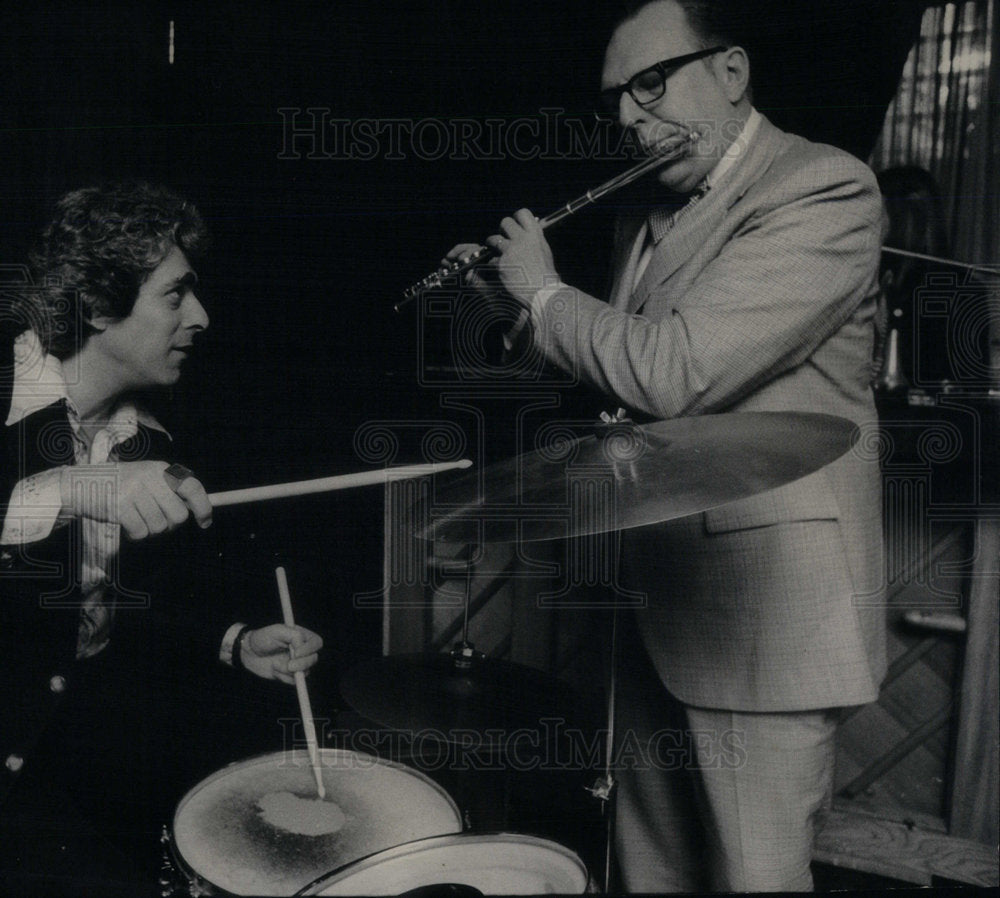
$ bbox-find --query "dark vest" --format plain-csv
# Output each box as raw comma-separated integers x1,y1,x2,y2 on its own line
0,397,185,804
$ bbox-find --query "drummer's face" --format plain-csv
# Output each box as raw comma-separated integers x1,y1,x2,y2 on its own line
90,245,209,390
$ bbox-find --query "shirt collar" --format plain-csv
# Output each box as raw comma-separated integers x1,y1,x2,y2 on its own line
703,106,762,191
645,106,761,244
5,330,169,438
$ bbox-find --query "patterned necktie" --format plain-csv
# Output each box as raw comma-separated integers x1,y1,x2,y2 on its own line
647,181,710,243
75,416,136,658
631,182,711,293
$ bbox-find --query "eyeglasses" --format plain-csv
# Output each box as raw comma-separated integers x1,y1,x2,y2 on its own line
596,46,728,120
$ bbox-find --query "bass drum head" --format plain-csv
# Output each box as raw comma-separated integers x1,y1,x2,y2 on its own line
299,833,590,896
172,749,462,896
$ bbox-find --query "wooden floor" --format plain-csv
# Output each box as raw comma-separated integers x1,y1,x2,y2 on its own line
813,860,952,893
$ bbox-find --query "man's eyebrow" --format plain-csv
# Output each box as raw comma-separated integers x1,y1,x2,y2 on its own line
165,271,199,289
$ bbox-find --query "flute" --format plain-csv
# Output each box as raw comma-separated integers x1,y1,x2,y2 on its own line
395,130,698,312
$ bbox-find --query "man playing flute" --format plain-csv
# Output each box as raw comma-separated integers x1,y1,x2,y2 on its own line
0,182,323,891
448,0,886,890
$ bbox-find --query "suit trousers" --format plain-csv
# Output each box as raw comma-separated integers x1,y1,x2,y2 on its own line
613,619,838,892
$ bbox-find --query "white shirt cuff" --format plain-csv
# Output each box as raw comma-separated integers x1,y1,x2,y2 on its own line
1,469,67,545
502,283,568,351
219,622,248,666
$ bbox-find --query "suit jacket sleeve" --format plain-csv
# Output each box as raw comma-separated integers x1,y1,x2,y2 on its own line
532,151,883,419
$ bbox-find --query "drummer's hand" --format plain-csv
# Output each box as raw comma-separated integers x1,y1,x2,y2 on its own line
59,460,212,540
240,624,323,684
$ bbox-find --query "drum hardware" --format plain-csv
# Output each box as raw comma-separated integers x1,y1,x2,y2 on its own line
339,523,600,856
294,833,592,895
880,245,1000,276
397,410,860,890
166,749,463,897
874,327,909,393
584,568,622,893
160,826,212,898
339,652,579,740
396,885,482,898
340,530,580,737
451,541,482,672
412,412,857,545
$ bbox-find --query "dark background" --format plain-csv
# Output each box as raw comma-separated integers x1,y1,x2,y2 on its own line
0,0,924,665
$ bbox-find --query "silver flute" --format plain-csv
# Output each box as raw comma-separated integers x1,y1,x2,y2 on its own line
396,129,698,312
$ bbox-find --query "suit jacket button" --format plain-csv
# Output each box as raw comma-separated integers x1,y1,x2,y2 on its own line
49,675,67,693
0,550,14,570
5,754,24,773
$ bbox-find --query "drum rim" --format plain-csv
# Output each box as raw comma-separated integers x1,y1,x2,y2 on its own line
173,747,461,823
295,831,589,896
170,748,463,895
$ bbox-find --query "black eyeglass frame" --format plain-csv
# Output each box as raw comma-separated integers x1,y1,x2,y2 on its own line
597,45,728,120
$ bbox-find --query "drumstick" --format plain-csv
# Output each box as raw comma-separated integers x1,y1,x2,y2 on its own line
275,566,326,800
207,459,472,508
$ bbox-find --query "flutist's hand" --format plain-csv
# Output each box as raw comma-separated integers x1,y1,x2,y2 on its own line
445,209,559,309
443,243,494,294
483,209,559,307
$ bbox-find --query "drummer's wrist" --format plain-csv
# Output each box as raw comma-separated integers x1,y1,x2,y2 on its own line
220,622,250,667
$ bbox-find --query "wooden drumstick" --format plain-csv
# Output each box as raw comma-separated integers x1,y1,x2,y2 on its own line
275,566,326,800
207,459,472,508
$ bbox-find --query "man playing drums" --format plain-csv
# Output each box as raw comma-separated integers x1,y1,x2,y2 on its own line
0,182,323,892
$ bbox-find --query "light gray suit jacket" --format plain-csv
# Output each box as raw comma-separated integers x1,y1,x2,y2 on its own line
534,114,886,711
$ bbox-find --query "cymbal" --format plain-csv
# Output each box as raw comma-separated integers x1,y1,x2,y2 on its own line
339,653,579,740
416,412,856,544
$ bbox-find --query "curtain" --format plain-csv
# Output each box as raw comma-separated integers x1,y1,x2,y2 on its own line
871,0,997,268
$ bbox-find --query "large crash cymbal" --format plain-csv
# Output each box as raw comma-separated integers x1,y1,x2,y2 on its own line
339,652,580,740
416,412,856,544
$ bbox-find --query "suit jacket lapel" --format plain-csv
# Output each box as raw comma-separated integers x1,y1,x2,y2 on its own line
627,115,788,314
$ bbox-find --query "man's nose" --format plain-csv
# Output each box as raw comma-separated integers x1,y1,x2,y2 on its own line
184,293,209,330
618,92,645,129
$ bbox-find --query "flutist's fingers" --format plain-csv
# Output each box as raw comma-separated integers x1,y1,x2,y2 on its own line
485,208,559,307
443,243,498,293
504,209,542,235
443,243,483,266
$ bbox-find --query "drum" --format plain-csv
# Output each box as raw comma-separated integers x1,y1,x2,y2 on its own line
298,833,591,895
169,749,463,896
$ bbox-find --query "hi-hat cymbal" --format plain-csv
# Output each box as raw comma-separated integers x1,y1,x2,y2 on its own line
339,653,579,740
415,412,856,544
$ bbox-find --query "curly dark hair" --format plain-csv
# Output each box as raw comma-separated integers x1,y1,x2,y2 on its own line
28,181,209,358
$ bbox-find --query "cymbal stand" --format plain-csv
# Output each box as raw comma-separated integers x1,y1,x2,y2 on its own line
584,603,620,894
451,543,484,670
